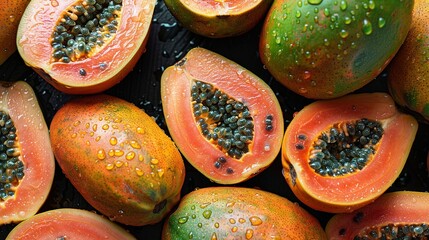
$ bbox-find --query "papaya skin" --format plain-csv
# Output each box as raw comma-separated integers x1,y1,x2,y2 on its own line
325,191,429,239
161,47,284,184
259,0,414,99
163,0,273,38
0,0,30,65
6,208,136,239
16,0,156,94
0,81,55,225
162,187,328,239
49,94,185,226
282,93,418,213
387,0,429,122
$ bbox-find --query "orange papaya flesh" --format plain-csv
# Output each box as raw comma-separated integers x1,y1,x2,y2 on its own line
161,47,284,184
16,0,156,94
325,191,429,239
162,186,327,239
6,208,136,239
282,93,418,213
0,0,30,65
49,94,185,226
0,81,55,225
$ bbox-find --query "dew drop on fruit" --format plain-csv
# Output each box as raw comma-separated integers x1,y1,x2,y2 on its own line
178,216,189,224
245,229,254,239
308,0,322,5
249,216,263,226
378,17,386,28
362,19,373,35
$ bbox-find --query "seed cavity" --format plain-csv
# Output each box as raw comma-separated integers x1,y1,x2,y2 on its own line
354,223,429,239
51,0,123,63
191,80,254,159
309,118,383,177
0,112,23,201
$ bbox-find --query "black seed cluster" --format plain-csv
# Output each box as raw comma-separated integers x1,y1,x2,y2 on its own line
354,223,429,240
51,0,123,63
192,81,254,159
309,118,384,177
213,156,234,174
265,114,273,131
0,112,23,201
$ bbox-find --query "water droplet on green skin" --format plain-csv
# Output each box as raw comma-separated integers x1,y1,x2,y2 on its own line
340,0,347,10
178,216,189,224
202,210,212,219
308,0,323,5
340,29,349,38
362,19,373,35
378,17,386,28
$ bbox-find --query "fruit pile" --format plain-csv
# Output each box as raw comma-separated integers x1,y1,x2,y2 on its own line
1,0,429,239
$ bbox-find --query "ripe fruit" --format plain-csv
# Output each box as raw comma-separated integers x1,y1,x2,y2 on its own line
161,47,284,184
162,187,327,239
282,93,418,213
0,81,55,225
164,0,273,38
49,94,185,226
6,208,136,239
387,0,429,122
260,0,414,99
17,0,156,94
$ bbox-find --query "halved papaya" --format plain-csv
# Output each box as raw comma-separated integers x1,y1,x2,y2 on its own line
162,186,327,239
0,0,30,65
282,93,418,213
6,208,136,239
0,81,55,225
163,0,273,38
325,191,429,239
161,47,284,184
16,0,156,94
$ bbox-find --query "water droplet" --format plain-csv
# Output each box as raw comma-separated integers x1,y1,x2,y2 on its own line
130,140,141,149
102,124,109,130
97,149,106,160
106,163,114,170
249,216,263,226
137,127,145,134
308,0,322,4
323,8,330,17
239,218,246,223
298,87,308,94
178,216,189,224
340,29,349,38
71,133,77,138
211,232,218,240
200,202,211,208
245,229,254,239
202,210,212,219
295,10,302,18
115,160,124,168
114,149,124,157
214,222,220,228
51,0,59,7
198,223,203,228
303,71,311,80
158,168,165,177
344,16,352,24
126,151,135,160
151,158,159,165
368,0,375,9
229,218,236,224
340,0,347,10
92,124,98,132
135,167,144,176
110,137,117,146
362,19,373,35
378,17,386,28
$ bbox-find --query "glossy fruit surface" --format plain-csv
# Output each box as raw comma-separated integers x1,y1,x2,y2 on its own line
16,0,156,94
325,191,429,239
161,47,284,184
0,0,30,65
162,186,327,239
0,81,55,225
259,0,413,99
6,208,136,239
282,93,418,213
164,0,273,38
388,0,429,122
49,94,185,226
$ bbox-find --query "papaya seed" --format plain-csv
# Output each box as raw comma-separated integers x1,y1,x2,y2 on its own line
191,80,254,159
51,0,123,62
353,223,429,239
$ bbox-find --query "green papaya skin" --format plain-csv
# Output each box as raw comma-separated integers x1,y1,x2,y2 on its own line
162,187,327,239
259,0,414,99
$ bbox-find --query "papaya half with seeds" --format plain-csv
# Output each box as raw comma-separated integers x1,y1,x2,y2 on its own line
0,81,55,225
325,191,429,239
162,186,327,239
16,0,156,94
259,0,414,99
161,47,284,184
164,0,273,38
0,0,30,65
387,0,429,122
6,208,136,239
49,94,185,226
281,93,418,213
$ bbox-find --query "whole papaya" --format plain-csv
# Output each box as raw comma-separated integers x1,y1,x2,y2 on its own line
49,94,185,226
260,0,414,99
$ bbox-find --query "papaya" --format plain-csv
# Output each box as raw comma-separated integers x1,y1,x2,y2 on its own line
161,47,284,184
16,0,156,94
0,0,30,65
282,93,418,213
259,0,414,99
162,186,328,239
325,191,429,239
0,81,55,225
387,0,429,122
6,208,136,239
49,94,185,226
163,0,273,38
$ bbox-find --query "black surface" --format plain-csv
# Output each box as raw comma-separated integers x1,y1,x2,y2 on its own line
1,1,429,239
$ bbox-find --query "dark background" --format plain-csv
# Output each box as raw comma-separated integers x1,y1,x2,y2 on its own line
1,1,428,239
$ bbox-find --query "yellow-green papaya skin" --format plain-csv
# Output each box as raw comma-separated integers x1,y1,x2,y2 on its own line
49,94,186,226
387,0,429,122
259,0,414,99
162,187,327,239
